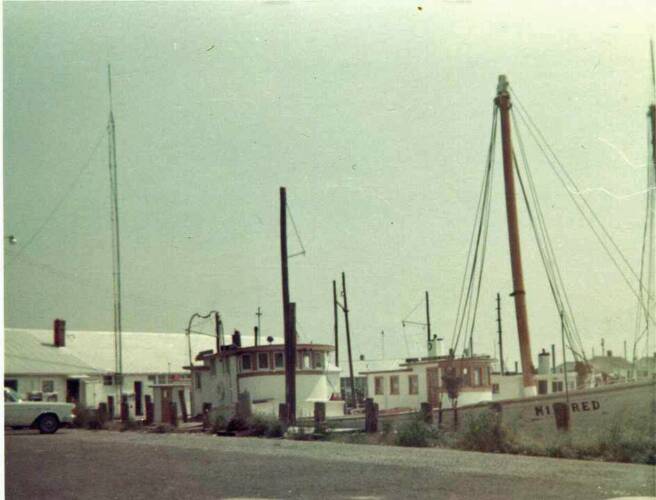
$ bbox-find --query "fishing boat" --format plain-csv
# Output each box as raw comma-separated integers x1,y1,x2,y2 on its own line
321,73,656,439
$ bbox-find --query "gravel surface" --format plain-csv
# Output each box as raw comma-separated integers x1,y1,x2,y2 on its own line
5,429,655,499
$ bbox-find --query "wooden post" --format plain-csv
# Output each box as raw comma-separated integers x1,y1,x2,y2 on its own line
496,75,536,395
215,312,221,354
120,394,129,422
497,293,505,374
287,302,297,425
420,402,433,425
333,280,339,367
169,401,178,427
145,395,154,425
107,396,115,420
97,403,108,424
342,272,357,409
278,403,288,425
553,402,570,431
178,389,188,423
202,403,212,430
425,291,431,348
364,398,378,433
314,402,326,433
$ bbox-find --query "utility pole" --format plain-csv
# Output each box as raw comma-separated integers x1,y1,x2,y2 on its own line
255,307,262,346
496,75,536,396
280,187,296,425
425,291,432,348
341,272,356,410
496,293,504,374
333,280,339,367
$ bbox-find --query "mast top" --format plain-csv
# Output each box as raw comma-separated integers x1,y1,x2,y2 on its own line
497,74,509,95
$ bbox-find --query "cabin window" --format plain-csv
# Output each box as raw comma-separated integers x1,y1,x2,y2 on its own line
473,368,481,386
312,351,324,369
462,367,470,386
210,358,216,376
42,380,54,393
258,352,270,370
297,351,311,369
408,375,418,395
147,375,156,382
195,372,202,389
157,374,168,384
492,383,500,394
390,376,400,395
103,375,113,386
374,376,384,395
242,354,253,371
538,380,548,395
552,381,563,393
274,352,284,369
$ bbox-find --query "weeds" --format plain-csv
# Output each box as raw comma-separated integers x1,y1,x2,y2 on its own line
395,418,435,447
457,411,513,453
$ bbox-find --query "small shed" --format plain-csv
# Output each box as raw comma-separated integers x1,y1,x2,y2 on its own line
150,383,191,424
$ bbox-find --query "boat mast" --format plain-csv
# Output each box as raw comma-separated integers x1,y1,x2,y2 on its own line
647,39,656,361
107,64,123,399
495,75,537,396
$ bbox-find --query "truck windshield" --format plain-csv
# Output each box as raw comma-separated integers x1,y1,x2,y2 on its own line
4,388,20,402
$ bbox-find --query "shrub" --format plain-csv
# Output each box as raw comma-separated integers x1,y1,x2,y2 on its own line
396,418,433,447
249,415,284,438
211,414,228,433
73,409,106,430
457,411,513,453
597,424,656,464
226,415,249,433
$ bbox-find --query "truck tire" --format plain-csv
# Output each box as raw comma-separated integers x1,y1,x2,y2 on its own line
37,414,59,434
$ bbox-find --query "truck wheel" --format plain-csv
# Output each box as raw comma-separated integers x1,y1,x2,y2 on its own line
37,414,59,434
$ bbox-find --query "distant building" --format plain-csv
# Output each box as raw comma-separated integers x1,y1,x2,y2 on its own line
4,323,216,419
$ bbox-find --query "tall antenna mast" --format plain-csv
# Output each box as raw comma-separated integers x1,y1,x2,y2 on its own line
107,64,123,398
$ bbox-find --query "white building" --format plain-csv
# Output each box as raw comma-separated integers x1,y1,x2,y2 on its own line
363,355,495,412
5,324,216,419
188,337,344,419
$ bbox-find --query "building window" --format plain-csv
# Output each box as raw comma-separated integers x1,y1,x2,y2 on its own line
103,375,113,386
242,354,253,371
258,352,270,370
42,380,55,393
375,376,384,395
195,372,202,389
147,375,156,382
473,368,481,386
538,380,549,395
390,376,399,395
492,383,500,394
312,351,324,369
274,352,284,369
408,375,418,395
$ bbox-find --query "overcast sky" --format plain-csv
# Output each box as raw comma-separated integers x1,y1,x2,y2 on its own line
4,1,656,369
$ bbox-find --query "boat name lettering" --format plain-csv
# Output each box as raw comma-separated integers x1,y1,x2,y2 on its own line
534,400,600,417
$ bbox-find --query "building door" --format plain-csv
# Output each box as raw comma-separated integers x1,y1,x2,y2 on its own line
134,381,143,416
66,379,80,404
427,367,441,407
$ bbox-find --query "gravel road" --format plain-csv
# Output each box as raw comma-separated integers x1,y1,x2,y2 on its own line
5,429,655,499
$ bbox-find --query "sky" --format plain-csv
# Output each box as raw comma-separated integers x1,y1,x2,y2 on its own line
3,0,656,371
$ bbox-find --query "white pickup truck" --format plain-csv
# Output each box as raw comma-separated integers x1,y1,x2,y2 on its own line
4,387,75,434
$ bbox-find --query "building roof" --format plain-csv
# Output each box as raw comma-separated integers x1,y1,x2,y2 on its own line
5,328,218,375
4,329,101,376
588,355,632,373
345,358,405,377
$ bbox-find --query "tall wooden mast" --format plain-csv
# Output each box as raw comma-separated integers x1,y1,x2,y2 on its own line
495,75,536,395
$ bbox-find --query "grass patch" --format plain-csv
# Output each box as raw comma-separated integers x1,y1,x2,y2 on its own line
456,411,513,453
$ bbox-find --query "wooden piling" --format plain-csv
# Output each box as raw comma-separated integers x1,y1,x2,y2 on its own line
178,389,188,423
145,395,154,425
120,394,129,422
365,398,378,433
420,402,433,425
314,402,326,433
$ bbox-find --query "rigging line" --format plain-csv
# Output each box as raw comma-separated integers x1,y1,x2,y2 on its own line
511,109,586,359
401,324,410,357
651,39,655,104
455,141,495,353
513,148,583,359
451,106,499,349
8,129,106,262
510,92,655,324
460,111,498,352
402,296,425,323
510,86,644,288
286,200,306,257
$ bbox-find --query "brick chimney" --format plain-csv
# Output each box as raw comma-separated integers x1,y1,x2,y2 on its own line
53,318,66,347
